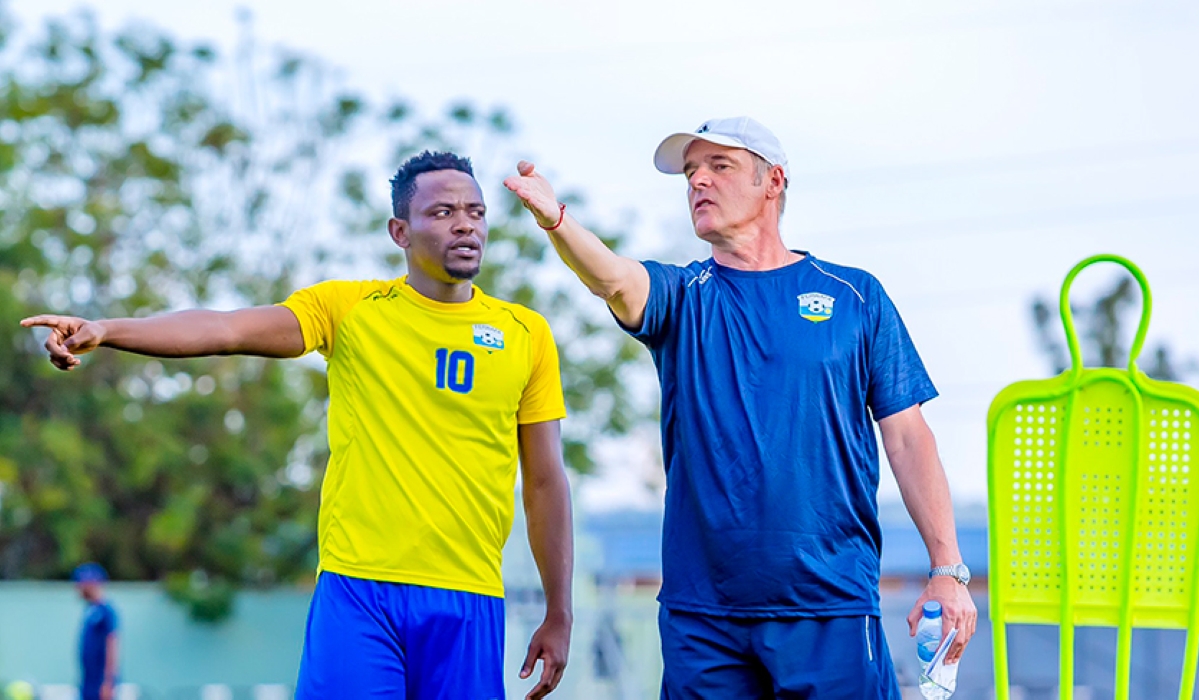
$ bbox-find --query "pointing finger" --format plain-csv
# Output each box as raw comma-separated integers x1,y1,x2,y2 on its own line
21,315,62,329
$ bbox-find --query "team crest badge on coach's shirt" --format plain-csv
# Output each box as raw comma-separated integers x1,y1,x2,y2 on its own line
473,324,505,350
797,292,835,323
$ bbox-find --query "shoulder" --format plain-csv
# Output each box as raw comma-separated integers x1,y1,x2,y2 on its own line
330,278,403,300
86,602,117,626
288,278,401,304
476,292,552,338
802,256,883,304
646,258,715,289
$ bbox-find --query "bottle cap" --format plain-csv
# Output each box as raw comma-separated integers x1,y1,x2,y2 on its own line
922,601,943,619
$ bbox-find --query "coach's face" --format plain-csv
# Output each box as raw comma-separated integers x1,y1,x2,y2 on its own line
683,140,770,243
391,170,488,282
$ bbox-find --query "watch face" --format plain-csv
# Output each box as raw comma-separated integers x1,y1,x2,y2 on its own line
954,563,971,585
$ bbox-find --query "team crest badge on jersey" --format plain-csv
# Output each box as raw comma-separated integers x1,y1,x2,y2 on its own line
473,324,505,350
797,292,835,323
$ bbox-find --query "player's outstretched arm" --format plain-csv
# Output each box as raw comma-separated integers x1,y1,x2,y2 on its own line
516,419,573,700
504,161,650,330
20,306,306,371
880,405,978,664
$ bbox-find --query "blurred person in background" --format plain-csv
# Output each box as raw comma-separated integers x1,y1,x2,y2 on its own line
73,563,118,700
23,151,573,700
506,117,976,698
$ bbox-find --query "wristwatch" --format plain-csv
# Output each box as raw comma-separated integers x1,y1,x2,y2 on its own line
929,562,971,586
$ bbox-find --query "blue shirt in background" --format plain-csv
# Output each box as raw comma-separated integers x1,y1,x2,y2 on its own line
79,600,117,695
624,253,937,617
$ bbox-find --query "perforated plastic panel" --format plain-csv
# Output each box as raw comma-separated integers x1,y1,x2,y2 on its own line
987,255,1199,700
1068,381,1136,624
992,399,1066,616
1132,401,1197,627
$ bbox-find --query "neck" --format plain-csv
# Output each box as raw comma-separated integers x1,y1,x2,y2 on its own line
405,270,474,303
709,225,801,271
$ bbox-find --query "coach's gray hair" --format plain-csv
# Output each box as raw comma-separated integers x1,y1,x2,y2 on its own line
751,153,787,217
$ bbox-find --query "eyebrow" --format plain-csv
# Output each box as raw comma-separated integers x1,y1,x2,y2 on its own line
425,201,486,210
683,153,736,172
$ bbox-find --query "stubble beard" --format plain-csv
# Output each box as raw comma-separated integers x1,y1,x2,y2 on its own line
445,262,481,281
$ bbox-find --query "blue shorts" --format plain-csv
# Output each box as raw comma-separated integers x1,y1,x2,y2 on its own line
296,572,505,700
659,608,902,699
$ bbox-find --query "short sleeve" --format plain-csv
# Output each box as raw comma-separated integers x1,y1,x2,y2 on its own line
278,281,362,358
865,280,939,421
616,261,688,348
102,604,118,635
517,312,567,425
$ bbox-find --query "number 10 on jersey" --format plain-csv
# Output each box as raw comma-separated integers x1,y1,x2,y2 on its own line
434,348,475,394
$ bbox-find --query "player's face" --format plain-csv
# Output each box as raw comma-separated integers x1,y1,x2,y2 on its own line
683,141,770,242
399,170,488,282
76,581,100,602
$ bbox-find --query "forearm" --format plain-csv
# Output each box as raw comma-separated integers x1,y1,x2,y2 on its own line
98,306,303,359
523,475,574,620
99,311,243,357
545,215,641,302
104,634,119,683
888,430,962,567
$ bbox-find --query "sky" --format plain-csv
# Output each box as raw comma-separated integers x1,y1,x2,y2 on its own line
7,0,1199,512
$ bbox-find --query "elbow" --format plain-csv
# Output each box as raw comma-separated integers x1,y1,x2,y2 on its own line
522,471,571,511
586,279,623,302
214,313,245,355
525,471,569,497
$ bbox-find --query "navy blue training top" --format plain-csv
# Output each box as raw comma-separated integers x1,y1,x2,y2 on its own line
624,253,937,617
79,601,117,690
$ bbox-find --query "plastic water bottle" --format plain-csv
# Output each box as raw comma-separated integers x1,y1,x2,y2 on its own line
916,601,953,699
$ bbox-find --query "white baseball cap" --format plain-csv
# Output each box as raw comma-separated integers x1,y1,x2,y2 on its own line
653,116,789,182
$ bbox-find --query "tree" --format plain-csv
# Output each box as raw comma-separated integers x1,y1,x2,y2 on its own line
1030,274,1198,381
0,5,649,619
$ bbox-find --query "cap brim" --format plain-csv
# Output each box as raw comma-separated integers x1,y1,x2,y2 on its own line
653,132,747,174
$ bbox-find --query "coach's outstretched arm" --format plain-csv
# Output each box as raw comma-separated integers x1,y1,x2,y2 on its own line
20,307,306,371
504,161,650,329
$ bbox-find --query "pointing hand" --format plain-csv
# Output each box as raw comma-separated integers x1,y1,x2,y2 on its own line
503,161,564,230
20,315,106,371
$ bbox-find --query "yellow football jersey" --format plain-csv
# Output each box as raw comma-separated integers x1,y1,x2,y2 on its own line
280,277,566,598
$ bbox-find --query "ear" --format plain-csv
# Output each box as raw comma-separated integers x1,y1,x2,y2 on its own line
388,217,410,250
765,165,787,200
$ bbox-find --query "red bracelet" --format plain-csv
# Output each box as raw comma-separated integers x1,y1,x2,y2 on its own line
541,203,567,231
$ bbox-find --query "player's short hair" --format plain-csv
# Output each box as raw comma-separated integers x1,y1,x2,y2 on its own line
390,151,475,220
751,153,787,216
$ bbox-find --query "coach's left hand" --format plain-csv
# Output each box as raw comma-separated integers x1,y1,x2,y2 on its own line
521,612,571,699
907,576,976,665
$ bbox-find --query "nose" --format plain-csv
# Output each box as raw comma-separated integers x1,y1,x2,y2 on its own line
451,211,475,235
687,166,711,191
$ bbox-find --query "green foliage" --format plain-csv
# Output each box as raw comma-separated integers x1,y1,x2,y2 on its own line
165,569,236,622
0,2,332,610
0,3,649,619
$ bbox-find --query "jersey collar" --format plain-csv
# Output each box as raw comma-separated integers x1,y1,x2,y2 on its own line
398,276,486,314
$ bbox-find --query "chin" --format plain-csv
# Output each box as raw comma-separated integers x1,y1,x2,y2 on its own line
693,226,721,244
692,215,721,241
445,264,481,281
